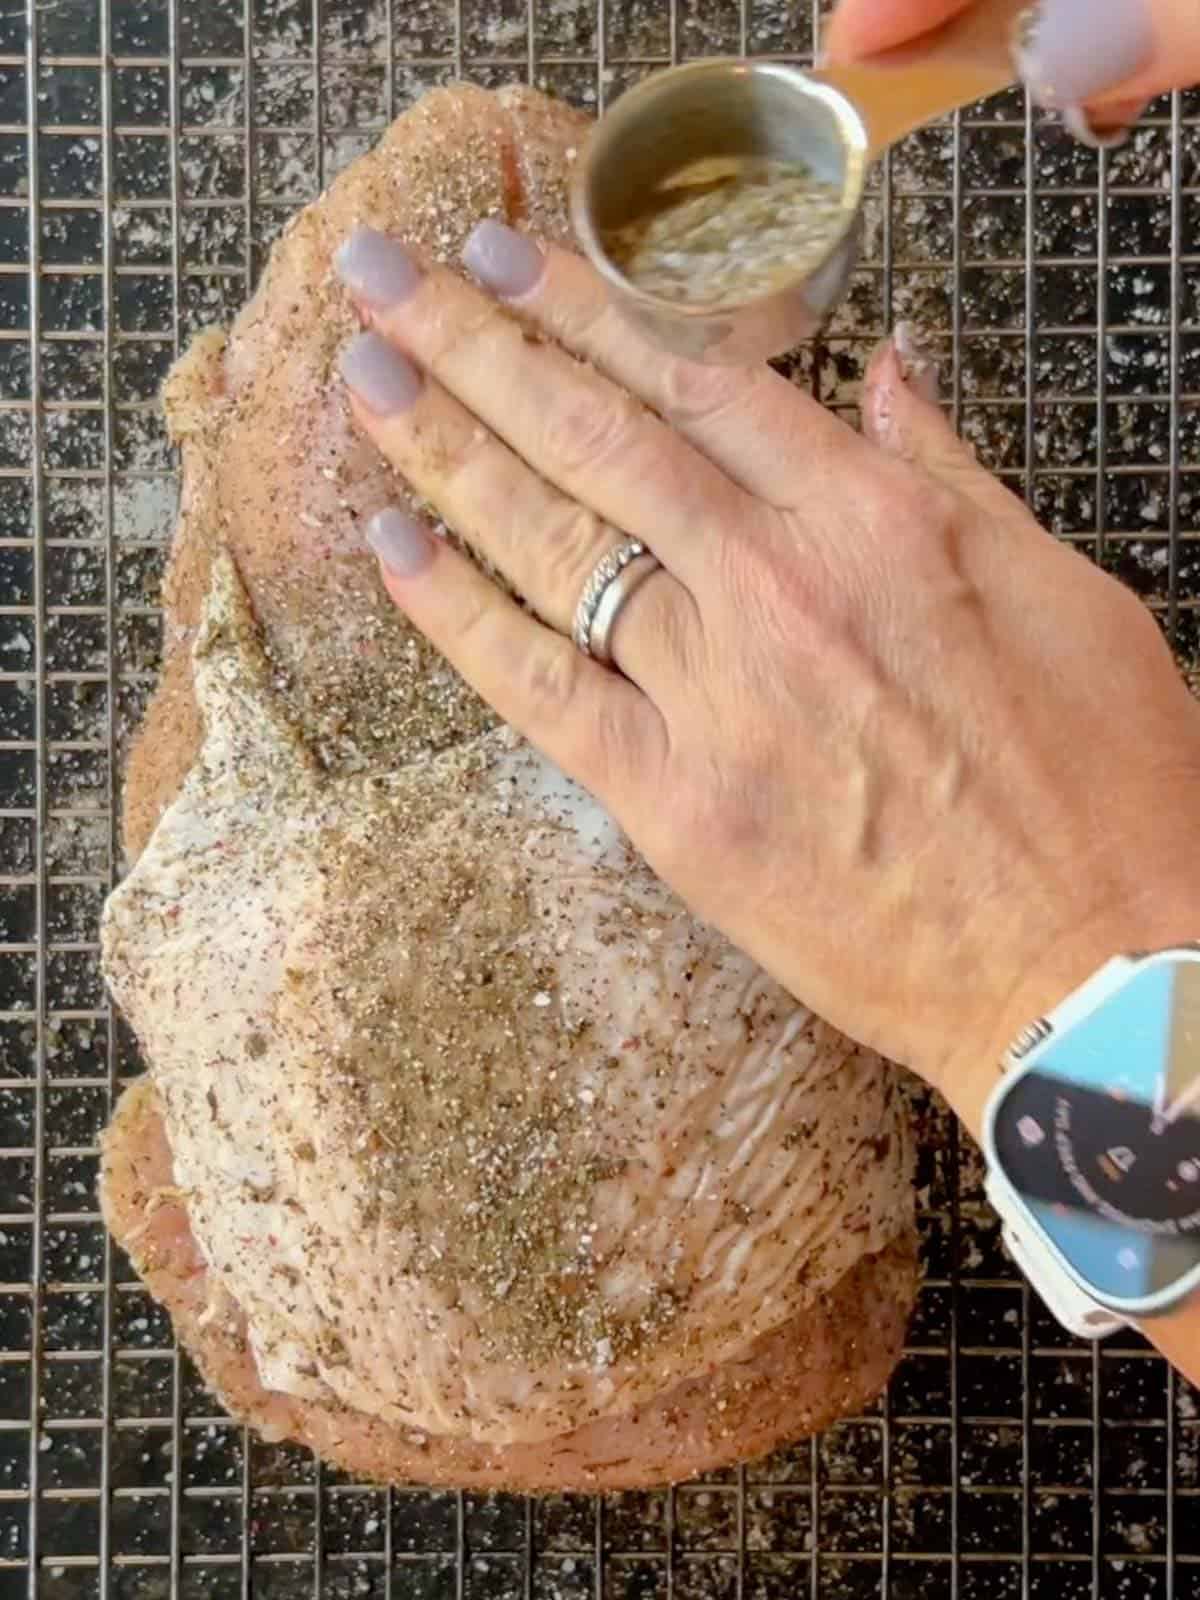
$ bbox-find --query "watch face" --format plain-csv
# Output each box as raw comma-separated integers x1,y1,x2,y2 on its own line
993,956,1200,1306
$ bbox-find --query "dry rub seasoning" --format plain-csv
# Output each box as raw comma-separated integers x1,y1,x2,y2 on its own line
602,156,846,307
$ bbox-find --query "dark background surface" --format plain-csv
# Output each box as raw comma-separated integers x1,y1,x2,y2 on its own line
1,0,1200,1595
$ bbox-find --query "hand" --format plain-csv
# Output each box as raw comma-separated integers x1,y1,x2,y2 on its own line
824,0,1200,146
332,221,1200,1137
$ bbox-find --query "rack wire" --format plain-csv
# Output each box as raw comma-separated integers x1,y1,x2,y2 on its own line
1,0,1199,1596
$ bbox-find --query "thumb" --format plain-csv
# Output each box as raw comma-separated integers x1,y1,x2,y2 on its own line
1014,0,1196,133
861,325,962,472
861,326,1017,518
826,1,1197,147
822,0,975,63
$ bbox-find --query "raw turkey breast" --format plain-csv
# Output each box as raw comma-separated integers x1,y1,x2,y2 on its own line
99,82,919,1492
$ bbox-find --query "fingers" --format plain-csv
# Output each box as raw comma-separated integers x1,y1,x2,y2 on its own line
461,221,861,506
861,324,954,465
1055,96,1150,151
861,324,996,497
339,331,694,690
334,228,748,586
827,0,1182,150
822,0,973,62
362,507,668,805
861,325,1042,528
1016,0,1195,146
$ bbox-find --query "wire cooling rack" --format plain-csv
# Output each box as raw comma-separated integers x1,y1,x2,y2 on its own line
1,0,1200,1596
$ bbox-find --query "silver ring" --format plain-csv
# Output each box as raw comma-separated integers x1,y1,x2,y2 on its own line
572,539,663,665
587,553,662,666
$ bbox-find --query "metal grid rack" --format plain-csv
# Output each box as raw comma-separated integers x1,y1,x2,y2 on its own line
1,0,1199,1595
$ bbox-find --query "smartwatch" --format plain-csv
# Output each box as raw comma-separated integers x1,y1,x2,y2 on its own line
982,946,1200,1339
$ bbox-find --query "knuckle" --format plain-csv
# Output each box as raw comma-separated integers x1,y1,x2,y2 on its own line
539,269,609,351
418,410,493,493
512,634,648,801
445,585,495,653
535,504,609,613
561,692,635,792
919,481,964,541
519,636,584,722
656,359,755,429
539,386,642,480
873,461,960,544
659,750,770,873
903,486,982,587
716,512,834,637
629,571,695,668
423,293,518,373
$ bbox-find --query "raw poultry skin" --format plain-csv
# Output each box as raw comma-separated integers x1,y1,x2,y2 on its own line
99,83,919,1492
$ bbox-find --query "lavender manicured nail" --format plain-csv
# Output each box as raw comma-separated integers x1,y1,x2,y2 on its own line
334,225,423,308
338,332,422,415
462,219,545,300
365,508,433,578
1015,0,1153,111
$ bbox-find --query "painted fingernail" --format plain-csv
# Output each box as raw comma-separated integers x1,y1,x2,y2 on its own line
462,219,545,300
893,322,940,405
1014,0,1153,111
365,508,433,578
338,332,422,415
1061,104,1135,150
334,225,423,308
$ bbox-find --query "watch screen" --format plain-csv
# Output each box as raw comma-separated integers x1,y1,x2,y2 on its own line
993,958,1200,1304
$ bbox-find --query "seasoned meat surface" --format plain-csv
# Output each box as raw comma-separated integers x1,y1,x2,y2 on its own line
100,83,918,1490
103,1077,917,1490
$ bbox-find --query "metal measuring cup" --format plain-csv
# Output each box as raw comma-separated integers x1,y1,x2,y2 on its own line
570,0,1028,365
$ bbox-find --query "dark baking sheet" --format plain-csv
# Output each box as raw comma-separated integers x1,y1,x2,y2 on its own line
1,0,1199,1595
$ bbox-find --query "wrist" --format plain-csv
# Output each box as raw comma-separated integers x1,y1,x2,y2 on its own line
947,911,1200,1383
1141,1294,1200,1387
934,857,1200,1144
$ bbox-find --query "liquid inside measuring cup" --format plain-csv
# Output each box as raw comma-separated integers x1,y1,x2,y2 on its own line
598,154,847,309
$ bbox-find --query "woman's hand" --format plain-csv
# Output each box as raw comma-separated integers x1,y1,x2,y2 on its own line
824,0,1200,146
333,222,1200,1134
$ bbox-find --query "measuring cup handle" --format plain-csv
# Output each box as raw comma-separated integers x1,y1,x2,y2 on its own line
813,0,1027,160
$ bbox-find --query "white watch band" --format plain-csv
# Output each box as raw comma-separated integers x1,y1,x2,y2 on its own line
982,947,1200,1340
984,1171,1128,1339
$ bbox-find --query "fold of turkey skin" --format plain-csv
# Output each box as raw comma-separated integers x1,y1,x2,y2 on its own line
102,554,914,1449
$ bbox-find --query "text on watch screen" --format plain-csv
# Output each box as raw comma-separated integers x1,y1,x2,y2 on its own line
994,959,1200,1302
